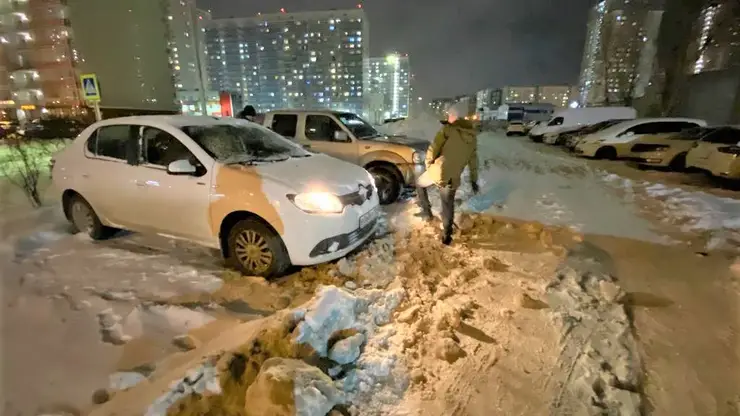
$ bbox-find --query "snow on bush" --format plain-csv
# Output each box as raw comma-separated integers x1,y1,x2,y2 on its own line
376,112,442,142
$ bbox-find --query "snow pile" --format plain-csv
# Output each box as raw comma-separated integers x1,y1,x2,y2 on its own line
601,174,740,251
545,242,642,414
128,283,407,416
295,285,408,415
146,359,221,416
376,112,442,142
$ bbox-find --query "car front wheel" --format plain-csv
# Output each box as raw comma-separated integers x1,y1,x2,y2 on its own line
227,219,290,278
66,195,117,240
368,165,401,205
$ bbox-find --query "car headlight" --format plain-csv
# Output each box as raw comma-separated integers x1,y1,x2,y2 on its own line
288,192,344,213
412,152,424,164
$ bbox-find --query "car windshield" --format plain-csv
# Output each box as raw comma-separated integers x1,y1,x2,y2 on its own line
336,112,380,139
182,123,311,164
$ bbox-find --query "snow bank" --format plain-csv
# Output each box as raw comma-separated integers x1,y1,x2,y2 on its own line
601,174,740,251
546,242,642,414
376,112,442,142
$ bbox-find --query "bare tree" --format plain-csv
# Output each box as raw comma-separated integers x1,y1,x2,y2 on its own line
0,134,64,208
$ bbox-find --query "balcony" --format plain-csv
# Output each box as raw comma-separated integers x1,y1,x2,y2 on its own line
0,1,29,14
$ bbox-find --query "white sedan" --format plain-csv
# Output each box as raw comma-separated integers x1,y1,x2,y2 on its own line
51,115,380,277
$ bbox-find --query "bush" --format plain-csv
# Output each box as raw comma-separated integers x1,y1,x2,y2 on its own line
0,134,68,207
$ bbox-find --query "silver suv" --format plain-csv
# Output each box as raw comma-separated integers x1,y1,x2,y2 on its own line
263,110,428,204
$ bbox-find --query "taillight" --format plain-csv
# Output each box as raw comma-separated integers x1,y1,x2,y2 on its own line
717,145,740,155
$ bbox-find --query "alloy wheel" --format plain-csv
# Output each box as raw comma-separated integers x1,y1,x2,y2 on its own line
71,201,94,234
234,229,274,273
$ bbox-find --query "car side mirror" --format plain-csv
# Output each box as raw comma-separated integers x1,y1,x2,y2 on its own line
167,159,197,175
334,130,349,142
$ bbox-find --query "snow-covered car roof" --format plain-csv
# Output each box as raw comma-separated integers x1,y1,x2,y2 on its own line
88,115,261,129
596,117,708,136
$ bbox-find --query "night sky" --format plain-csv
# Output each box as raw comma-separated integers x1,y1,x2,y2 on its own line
198,0,595,100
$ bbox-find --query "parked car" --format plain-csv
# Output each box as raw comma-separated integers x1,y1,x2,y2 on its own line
51,115,381,277
263,110,428,205
555,119,632,147
506,121,526,136
0,120,19,138
573,118,707,159
625,127,715,170
529,107,637,142
685,126,740,179
19,117,87,139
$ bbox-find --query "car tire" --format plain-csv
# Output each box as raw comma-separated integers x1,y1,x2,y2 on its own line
595,146,617,160
368,165,401,205
66,195,117,240
669,153,687,171
506,132,513,136
227,219,290,278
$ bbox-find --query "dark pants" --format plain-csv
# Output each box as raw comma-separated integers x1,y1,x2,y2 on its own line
417,183,457,238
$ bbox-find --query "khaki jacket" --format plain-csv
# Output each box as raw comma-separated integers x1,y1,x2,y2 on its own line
424,119,479,188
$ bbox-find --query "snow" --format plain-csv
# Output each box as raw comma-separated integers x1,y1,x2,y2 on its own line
329,333,365,365
601,174,740,251
145,360,221,416
293,283,407,415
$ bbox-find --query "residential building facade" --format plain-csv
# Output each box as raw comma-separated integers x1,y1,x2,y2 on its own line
0,0,82,121
205,9,368,115
365,53,410,123
475,88,502,111
577,0,663,106
496,85,576,107
168,2,211,114
689,0,740,74
0,0,194,122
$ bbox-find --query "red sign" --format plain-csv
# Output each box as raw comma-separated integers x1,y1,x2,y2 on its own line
219,92,233,117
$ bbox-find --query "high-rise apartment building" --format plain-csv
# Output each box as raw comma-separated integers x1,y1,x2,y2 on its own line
0,0,209,122
68,0,179,113
0,0,81,120
205,9,368,115
690,0,740,74
365,53,410,123
498,85,576,107
578,0,663,106
168,1,211,113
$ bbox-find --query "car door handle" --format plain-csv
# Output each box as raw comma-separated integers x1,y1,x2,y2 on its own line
135,180,147,187
81,173,89,178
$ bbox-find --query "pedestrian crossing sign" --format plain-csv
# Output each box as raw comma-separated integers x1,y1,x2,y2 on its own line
80,73,101,101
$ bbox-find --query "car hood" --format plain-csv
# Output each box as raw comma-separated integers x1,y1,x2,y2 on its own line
365,135,429,152
235,154,372,195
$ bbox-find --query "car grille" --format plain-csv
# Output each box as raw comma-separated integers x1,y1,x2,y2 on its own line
338,184,374,206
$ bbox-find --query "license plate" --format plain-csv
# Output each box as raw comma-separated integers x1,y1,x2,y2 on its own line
359,206,379,229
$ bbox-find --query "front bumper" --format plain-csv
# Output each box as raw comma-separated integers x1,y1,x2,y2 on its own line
280,193,381,266
529,133,544,142
574,142,602,157
398,163,425,186
626,151,669,166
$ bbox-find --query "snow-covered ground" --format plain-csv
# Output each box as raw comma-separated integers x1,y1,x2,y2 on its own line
2,118,740,415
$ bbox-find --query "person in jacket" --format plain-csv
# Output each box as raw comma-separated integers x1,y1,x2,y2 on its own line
417,109,479,245
237,105,258,121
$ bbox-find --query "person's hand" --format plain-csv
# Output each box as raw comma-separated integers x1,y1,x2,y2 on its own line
471,181,480,195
